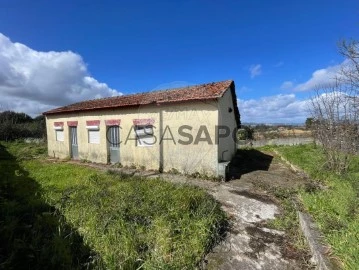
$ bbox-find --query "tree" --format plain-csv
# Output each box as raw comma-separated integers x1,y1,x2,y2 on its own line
0,111,33,124
0,111,46,141
309,40,359,173
237,125,254,140
338,40,359,90
310,85,358,173
305,117,314,129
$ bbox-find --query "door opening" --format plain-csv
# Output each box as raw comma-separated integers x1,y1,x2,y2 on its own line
107,126,120,163
70,126,79,159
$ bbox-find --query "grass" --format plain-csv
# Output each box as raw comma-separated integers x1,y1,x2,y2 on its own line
273,143,359,269
254,180,311,266
235,147,311,266
0,140,227,269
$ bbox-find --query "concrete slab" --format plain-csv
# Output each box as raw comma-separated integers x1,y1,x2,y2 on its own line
204,184,300,270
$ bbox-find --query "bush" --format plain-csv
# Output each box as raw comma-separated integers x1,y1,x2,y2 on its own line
0,111,46,141
237,125,254,140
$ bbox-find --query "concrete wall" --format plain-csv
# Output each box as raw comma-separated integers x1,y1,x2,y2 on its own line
218,88,237,162
237,137,314,148
46,100,220,175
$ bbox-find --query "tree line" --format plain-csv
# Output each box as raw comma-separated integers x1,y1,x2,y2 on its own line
0,111,46,141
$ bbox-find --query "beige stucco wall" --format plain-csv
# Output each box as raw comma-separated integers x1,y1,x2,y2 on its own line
218,88,237,162
46,100,220,175
160,100,218,175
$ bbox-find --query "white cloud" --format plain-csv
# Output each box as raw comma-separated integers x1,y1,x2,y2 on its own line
238,94,310,123
274,61,284,67
292,61,348,92
280,81,294,90
310,90,356,119
238,85,251,94
249,64,262,78
0,33,121,116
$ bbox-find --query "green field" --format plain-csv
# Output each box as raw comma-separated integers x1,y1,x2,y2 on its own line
274,144,359,269
0,141,227,269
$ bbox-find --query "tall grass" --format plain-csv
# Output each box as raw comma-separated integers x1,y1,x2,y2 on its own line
0,141,97,269
275,144,359,269
1,141,227,269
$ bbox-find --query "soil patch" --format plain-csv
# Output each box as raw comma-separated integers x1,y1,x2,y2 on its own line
228,150,309,190
245,226,284,258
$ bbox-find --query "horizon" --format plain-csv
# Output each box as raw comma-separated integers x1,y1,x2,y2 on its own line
0,0,358,123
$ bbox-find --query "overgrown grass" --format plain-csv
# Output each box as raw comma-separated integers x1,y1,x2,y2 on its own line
274,143,359,269
254,182,311,265
236,146,311,265
1,141,227,269
0,141,96,269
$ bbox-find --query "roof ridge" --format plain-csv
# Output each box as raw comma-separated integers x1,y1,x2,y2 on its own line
79,79,233,103
43,79,234,115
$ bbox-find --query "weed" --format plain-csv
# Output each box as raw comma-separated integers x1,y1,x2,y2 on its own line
188,171,221,182
1,141,227,269
86,173,100,184
129,163,137,169
106,169,133,180
275,144,359,269
0,142,99,269
63,156,71,161
168,168,180,174
114,162,123,168
252,180,311,266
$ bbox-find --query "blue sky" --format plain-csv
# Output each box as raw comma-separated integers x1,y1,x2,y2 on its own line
0,0,358,123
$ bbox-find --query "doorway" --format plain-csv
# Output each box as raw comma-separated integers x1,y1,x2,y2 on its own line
70,126,79,159
107,126,120,163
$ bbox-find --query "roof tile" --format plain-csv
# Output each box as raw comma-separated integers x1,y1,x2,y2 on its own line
43,80,234,115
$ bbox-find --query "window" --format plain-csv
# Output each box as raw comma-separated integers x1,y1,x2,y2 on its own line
88,129,100,144
55,130,64,141
135,125,154,146
86,120,100,144
54,122,64,141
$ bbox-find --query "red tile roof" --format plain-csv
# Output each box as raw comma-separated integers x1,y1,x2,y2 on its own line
43,80,235,115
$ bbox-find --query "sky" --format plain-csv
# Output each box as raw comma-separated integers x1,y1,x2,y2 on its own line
0,0,358,123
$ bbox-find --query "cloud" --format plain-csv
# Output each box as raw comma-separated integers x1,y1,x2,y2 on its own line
310,90,356,118
0,33,121,116
238,94,310,123
237,86,251,94
292,61,348,92
249,64,262,78
274,61,284,68
280,81,294,90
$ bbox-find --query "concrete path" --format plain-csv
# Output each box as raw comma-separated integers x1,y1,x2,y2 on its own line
148,148,312,269
154,173,303,270
63,149,311,269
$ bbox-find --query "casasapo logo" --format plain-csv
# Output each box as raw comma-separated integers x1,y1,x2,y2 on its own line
106,124,237,146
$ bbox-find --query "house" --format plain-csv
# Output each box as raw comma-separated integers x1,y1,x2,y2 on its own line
43,80,240,177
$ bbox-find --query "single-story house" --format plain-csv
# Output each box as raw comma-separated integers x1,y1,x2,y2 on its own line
43,80,240,177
